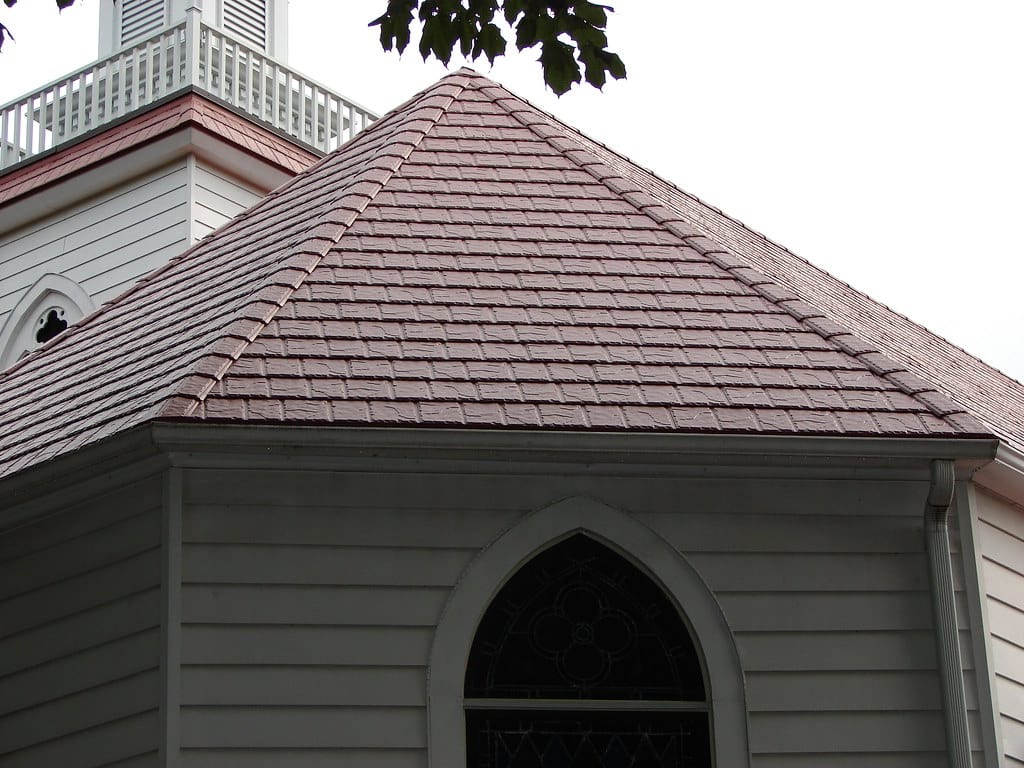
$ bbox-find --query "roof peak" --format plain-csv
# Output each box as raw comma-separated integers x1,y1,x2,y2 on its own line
0,70,1010,481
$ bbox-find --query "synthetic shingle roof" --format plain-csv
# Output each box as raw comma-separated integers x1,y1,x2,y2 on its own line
0,69,1007,480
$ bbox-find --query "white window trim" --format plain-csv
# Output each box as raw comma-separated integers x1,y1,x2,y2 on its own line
427,496,751,768
0,274,95,369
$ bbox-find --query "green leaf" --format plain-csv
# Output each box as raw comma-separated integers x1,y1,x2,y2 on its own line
598,48,626,79
503,0,525,25
539,39,581,95
478,22,507,63
572,1,608,27
515,15,538,50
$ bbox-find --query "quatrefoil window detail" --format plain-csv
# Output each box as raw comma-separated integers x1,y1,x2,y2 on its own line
466,533,706,700
465,534,711,767
530,584,635,685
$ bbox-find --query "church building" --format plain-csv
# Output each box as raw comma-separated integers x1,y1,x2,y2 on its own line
1,3,1022,768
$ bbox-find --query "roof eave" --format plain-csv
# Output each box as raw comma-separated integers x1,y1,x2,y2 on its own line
149,421,997,475
0,421,998,533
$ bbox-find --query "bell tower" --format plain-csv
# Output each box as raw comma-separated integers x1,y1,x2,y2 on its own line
0,0,372,367
98,0,288,61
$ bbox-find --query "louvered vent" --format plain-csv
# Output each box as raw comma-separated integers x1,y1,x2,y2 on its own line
120,0,164,47
223,0,267,51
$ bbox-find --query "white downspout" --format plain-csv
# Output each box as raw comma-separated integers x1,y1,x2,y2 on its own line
925,459,972,767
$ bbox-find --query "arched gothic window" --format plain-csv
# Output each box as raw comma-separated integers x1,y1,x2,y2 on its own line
464,534,712,767
0,275,94,370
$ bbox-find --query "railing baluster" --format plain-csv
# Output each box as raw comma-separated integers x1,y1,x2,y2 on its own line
34,94,45,155
218,34,227,100
11,102,22,162
90,63,101,132
150,38,160,101
258,56,266,119
285,70,294,135
75,71,87,136
0,20,375,171
132,45,143,108
231,41,240,107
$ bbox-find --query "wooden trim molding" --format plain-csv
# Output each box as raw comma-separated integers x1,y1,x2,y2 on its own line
426,495,751,768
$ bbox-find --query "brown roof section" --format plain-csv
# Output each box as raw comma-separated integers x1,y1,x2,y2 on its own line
0,70,1000,480
0,92,318,206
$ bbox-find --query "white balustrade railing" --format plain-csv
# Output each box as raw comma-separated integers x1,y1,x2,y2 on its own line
0,11,376,172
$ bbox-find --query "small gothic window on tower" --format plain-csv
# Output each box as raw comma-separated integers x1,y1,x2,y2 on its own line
35,308,69,344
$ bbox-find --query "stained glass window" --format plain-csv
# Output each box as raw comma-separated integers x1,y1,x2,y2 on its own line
465,534,711,767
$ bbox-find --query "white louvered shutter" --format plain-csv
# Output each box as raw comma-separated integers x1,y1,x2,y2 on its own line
223,0,268,51
120,0,165,47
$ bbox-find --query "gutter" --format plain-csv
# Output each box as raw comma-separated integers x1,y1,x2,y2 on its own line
925,459,971,767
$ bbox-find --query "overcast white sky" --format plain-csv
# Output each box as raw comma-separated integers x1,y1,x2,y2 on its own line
2,0,1022,382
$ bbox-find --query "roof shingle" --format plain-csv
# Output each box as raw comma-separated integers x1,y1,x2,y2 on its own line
0,70,1004,480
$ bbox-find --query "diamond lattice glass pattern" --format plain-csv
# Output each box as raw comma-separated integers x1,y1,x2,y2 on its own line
466,710,711,768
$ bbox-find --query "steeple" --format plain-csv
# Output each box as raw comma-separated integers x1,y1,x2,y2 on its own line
0,0,372,367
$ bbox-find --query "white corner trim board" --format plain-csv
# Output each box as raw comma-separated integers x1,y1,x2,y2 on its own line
426,495,751,768
0,273,95,369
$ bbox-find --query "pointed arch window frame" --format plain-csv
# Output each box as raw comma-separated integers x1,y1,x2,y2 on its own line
427,497,751,768
0,274,95,369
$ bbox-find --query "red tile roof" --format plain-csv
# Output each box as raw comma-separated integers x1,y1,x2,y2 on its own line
0,69,1006,479
0,93,318,206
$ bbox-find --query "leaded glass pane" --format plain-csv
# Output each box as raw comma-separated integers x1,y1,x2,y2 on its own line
466,710,711,768
465,534,705,701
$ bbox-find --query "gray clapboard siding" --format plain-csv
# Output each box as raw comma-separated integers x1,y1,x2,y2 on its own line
182,666,425,707
182,584,448,626
975,488,1024,764
0,590,161,677
0,711,160,768
192,163,264,242
182,543,475,586
0,509,161,600
748,710,973,753
0,478,163,766
716,591,938,632
0,670,160,751
753,754,947,768
182,625,433,667
0,548,161,638
181,748,425,768
745,670,942,712
180,467,951,763
735,630,943,672
0,628,161,714
181,707,426,749
0,478,162,562
181,468,925,520
684,551,931,591
0,163,190,331
639,510,924,553
183,504,522,548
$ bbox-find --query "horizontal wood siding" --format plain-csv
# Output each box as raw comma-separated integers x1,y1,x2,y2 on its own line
0,162,190,329
179,466,957,766
975,488,1024,765
191,163,264,242
0,477,164,767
